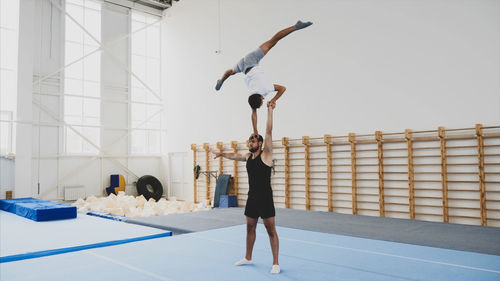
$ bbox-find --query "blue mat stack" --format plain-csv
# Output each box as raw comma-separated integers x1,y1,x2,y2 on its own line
0,198,77,221
219,195,237,208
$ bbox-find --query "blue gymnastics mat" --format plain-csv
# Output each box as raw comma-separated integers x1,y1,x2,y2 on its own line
0,210,171,260
1,224,499,281
0,198,76,221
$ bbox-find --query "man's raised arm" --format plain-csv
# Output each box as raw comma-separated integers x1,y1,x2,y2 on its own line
212,150,249,162
263,103,274,154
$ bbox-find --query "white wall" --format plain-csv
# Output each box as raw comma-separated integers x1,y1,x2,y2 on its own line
163,0,500,153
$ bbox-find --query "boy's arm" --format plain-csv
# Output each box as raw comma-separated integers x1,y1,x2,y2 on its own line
269,84,286,105
251,109,258,136
213,151,249,162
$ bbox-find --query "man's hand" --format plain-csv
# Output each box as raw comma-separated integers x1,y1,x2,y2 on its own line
212,150,223,159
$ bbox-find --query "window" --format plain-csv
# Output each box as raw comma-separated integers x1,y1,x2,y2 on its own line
0,0,20,155
130,11,162,154
64,0,101,154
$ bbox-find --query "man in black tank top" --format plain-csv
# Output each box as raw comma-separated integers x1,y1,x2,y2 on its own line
213,102,280,274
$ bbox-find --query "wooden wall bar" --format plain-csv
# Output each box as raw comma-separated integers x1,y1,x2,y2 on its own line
438,127,449,222
191,124,500,227
203,143,210,201
476,124,487,226
324,134,333,212
217,142,223,175
191,144,197,203
406,129,416,219
282,137,290,208
349,133,358,215
231,141,239,196
375,131,385,217
303,136,311,210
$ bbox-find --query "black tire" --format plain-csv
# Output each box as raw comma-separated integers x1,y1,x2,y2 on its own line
136,175,163,201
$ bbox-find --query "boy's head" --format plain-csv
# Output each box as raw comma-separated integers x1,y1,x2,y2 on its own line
248,94,264,109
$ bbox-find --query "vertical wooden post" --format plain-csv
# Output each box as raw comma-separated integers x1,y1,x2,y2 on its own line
438,127,449,223
375,131,385,217
231,141,239,198
349,133,358,215
217,142,223,175
303,136,311,210
324,134,333,212
476,124,487,226
191,144,198,204
406,129,415,219
282,137,290,208
203,143,211,202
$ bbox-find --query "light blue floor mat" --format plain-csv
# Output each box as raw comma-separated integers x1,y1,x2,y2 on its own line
2,222,499,281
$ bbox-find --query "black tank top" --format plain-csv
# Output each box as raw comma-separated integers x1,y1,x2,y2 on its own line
246,151,272,196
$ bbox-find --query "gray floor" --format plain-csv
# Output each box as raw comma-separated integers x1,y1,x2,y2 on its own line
126,207,500,256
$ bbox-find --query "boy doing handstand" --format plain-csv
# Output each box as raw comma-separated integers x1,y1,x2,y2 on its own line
215,20,313,135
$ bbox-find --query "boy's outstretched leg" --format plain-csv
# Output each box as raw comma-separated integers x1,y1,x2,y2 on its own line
259,20,313,54
215,69,236,91
216,20,312,91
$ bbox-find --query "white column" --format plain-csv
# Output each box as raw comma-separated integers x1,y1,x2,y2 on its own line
100,2,130,194
14,0,36,197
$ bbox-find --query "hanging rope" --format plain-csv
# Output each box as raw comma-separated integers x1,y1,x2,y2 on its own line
216,0,222,54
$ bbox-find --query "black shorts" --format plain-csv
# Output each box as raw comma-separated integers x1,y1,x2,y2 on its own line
244,193,275,219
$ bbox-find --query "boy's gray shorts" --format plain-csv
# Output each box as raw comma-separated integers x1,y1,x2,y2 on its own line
233,48,265,73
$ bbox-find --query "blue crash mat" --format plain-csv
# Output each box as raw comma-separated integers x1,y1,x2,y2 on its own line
213,174,231,208
0,198,76,221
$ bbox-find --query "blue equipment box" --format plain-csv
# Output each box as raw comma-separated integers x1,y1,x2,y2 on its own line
219,195,237,208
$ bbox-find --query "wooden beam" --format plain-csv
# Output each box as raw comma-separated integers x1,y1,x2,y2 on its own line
217,142,223,175
476,124,487,226
438,127,449,223
282,137,290,208
324,134,333,212
303,136,311,210
203,143,210,202
349,133,358,215
375,131,385,217
191,144,197,204
231,141,239,199
406,129,415,219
